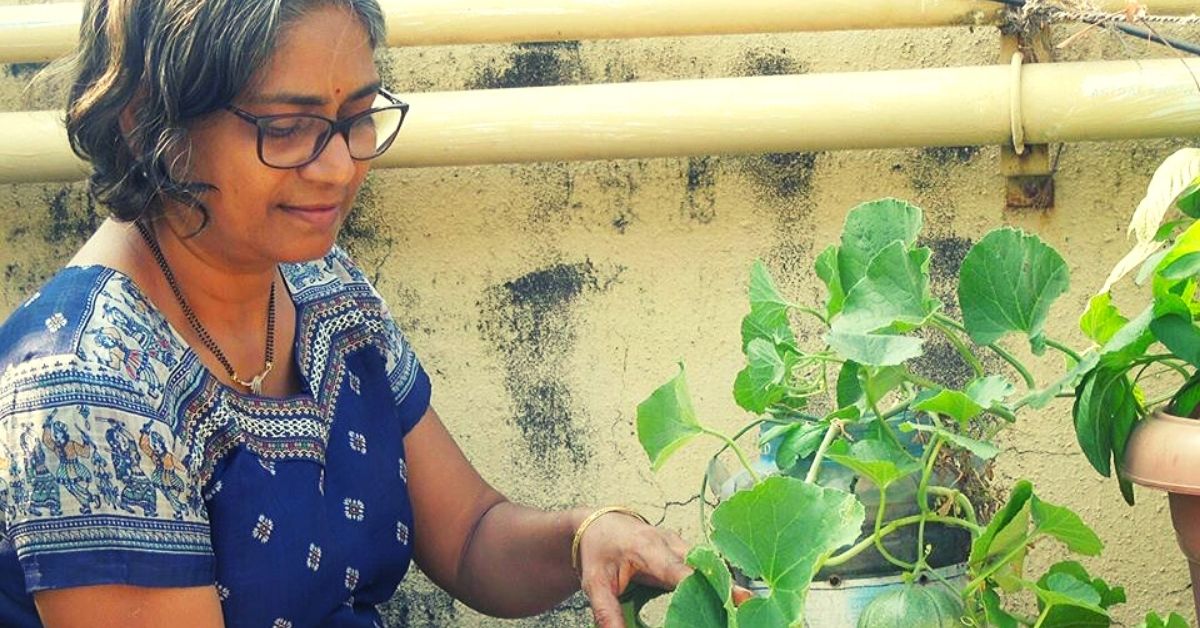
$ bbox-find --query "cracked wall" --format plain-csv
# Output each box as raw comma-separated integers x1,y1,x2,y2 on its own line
2,1,1199,623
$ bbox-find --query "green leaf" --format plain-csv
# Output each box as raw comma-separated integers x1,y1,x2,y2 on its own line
838,198,924,293
1140,612,1192,628
749,260,791,319
958,228,1070,353
1098,306,1155,367
733,339,789,414
663,572,727,628
1154,219,1190,242
776,422,827,471
815,245,846,318
741,303,796,353
1080,293,1129,345
1030,495,1104,556
862,365,908,407
1028,573,1110,628
1072,366,1138,478
637,365,705,471
710,477,864,624
900,422,999,460
966,375,1015,409
1170,371,1200,417
1179,178,1200,218
911,389,984,430
826,330,924,367
825,437,921,489
834,242,939,335
836,361,863,408
686,546,737,623
971,480,1033,567
1150,294,1200,367
1161,251,1200,280
1038,561,1126,610
981,589,1020,628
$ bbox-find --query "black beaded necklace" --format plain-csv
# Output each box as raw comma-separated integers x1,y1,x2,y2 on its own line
135,221,276,395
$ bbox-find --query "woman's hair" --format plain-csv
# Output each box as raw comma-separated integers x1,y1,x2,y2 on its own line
62,0,386,224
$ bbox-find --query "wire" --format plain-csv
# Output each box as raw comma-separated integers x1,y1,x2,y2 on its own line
987,0,1200,56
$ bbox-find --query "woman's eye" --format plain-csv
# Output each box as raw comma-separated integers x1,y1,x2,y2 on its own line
263,118,316,138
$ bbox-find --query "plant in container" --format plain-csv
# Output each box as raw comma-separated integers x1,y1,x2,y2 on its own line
625,198,1187,627
1067,147,1200,623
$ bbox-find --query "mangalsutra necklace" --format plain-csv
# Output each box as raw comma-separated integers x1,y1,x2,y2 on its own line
135,221,276,395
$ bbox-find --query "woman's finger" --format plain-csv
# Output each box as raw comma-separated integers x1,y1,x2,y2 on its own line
582,568,627,628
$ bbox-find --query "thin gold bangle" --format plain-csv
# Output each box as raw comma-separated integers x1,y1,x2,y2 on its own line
570,506,651,573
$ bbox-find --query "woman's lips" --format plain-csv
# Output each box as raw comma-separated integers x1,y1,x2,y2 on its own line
280,204,340,228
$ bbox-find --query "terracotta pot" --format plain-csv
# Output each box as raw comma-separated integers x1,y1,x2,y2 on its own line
1122,411,1200,619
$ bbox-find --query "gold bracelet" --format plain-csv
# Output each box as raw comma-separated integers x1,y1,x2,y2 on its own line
570,506,651,573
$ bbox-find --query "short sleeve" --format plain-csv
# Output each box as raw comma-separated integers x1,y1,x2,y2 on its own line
0,355,214,593
379,314,432,436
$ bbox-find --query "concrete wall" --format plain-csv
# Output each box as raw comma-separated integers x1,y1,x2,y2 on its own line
2,0,1199,624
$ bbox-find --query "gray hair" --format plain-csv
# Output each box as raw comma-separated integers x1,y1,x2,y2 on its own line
61,0,387,224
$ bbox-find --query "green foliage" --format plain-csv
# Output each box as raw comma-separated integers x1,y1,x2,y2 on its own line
633,195,1155,627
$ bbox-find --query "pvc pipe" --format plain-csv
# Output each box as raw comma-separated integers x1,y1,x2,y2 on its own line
3,1,1198,64
2,58,1197,184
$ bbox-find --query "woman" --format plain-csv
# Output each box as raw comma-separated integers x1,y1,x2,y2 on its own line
0,1,703,626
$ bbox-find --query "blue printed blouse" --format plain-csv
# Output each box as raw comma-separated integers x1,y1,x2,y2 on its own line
0,246,431,627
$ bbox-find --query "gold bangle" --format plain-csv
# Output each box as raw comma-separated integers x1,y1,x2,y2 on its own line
570,506,651,573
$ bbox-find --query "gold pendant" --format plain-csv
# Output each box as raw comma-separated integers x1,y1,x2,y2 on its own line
235,362,273,395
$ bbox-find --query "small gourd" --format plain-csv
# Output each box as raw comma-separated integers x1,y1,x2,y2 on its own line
857,585,965,628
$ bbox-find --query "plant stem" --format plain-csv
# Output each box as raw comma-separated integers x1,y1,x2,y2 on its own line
928,486,977,526
930,316,985,378
702,427,762,485
963,533,1035,595
794,305,828,326
1032,603,1052,628
904,372,942,390
805,420,843,484
823,515,982,567
699,470,710,544
934,313,1036,389
872,488,916,571
1044,337,1082,362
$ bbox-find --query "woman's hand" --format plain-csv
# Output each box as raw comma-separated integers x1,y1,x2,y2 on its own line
576,512,753,628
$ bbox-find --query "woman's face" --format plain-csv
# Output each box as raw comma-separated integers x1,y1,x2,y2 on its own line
168,4,380,267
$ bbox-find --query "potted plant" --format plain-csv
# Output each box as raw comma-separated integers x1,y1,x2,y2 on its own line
1066,148,1200,621
628,198,1188,626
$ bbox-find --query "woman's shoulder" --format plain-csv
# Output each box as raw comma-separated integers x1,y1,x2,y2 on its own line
0,265,187,398
282,243,380,305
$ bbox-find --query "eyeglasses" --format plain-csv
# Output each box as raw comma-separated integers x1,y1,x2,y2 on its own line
226,89,409,169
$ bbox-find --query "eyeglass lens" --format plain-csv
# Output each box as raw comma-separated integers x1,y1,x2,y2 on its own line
260,95,404,168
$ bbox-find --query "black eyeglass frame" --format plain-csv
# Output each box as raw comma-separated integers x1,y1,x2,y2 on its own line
226,88,410,170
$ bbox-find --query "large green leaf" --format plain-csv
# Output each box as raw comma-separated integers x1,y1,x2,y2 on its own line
826,330,924,367
1031,495,1104,556
664,572,727,628
1072,366,1138,478
1027,573,1110,628
958,228,1070,353
1098,306,1155,368
837,198,923,292
900,422,999,460
637,365,705,471
1080,293,1129,345
834,242,939,335
825,437,921,489
815,245,846,318
710,477,864,624
971,480,1033,566
1160,251,1200,280
733,339,789,414
911,389,984,429
861,365,908,407
836,361,863,408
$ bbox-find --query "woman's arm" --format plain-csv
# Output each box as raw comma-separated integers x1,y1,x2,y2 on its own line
35,584,225,628
405,406,691,626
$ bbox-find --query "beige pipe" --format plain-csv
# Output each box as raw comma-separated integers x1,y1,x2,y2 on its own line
2,58,1198,183
3,1,1199,64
